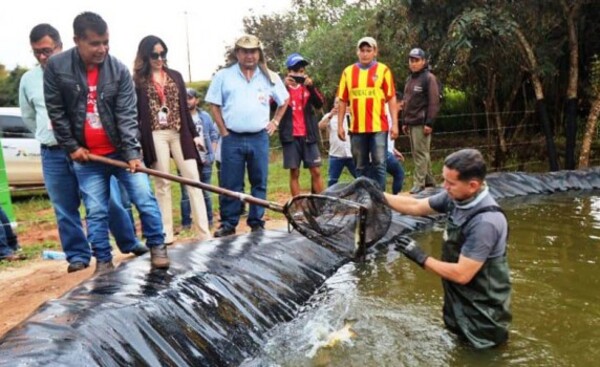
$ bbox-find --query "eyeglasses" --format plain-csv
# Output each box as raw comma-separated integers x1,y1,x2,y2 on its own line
150,51,167,60
32,46,58,57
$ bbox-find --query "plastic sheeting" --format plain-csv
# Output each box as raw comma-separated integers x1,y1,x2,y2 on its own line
1,168,600,366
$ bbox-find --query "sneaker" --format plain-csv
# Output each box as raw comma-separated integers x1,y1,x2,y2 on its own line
214,226,235,238
94,260,115,275
150,245,170,269
250,225,264,233
409,186,425,194
0,253,27,262
67,262,89,273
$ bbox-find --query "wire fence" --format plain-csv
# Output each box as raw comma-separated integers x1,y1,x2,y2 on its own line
3,109,600,228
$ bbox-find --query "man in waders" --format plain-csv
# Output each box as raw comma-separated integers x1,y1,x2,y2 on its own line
384,148,511,349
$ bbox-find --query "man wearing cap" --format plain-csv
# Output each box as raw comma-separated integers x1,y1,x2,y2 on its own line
205,34,289,237
337,36,398,191
402,47,440,194
279,53,325,196
179,88,219,229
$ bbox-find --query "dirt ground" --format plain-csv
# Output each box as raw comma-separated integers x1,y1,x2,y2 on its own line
0,217,288,338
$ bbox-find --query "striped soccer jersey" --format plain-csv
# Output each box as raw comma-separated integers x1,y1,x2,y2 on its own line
337,62,395,133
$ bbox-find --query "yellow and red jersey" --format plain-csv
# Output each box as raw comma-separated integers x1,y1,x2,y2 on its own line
337,62,395,133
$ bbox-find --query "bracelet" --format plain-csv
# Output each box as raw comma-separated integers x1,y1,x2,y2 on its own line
271,119,280,127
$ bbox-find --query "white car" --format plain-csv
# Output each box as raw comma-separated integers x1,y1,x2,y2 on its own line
0,107,44,188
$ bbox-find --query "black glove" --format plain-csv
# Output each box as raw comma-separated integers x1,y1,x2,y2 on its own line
393,235,429,268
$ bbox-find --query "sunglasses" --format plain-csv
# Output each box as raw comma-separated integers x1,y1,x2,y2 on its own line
150,51,167,60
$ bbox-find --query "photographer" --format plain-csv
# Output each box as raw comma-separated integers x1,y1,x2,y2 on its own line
278,53,325,196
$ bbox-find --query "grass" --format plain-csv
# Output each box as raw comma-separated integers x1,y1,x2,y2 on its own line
3,150,420,267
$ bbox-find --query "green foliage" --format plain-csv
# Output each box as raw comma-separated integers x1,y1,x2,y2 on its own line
186,80,211,98
436,87,470,132
0,66,28,107
243,12,298,71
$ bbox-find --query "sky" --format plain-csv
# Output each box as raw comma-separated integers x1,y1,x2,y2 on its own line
0,0,291,81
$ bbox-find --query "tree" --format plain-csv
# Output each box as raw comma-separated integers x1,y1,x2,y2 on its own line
578,55,600,168
440,3,561,170
0,66,27,107
561,0,586,169
242,12,298,72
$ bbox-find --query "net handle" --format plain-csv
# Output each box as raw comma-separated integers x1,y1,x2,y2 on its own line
88,154,285,212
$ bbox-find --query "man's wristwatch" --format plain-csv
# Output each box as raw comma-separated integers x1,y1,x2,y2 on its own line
271,119,280,127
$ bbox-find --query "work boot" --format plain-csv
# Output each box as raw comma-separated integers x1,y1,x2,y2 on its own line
0,253,27,262
94,260,115,275
67,262,89,273
214,226,235,238
250,224,264,233
150,245,170,269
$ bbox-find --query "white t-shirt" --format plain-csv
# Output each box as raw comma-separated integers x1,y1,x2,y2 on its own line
386,104,395,154
328,113,352,158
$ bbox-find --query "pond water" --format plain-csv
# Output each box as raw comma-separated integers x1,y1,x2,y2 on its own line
243,191,600,366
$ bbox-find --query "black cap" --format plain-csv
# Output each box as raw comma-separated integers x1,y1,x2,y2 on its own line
408,48,426,59
186,88,199,98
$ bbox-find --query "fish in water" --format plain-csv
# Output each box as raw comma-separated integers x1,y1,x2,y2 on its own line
324,319,358,348
307,319,358,358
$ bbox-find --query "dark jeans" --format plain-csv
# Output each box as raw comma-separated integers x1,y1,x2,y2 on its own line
219,131,268,229
42,147,141,265
181,163,214,227
327,156,357,187
386,151,405,194
350,132,388,190
0,207,19,259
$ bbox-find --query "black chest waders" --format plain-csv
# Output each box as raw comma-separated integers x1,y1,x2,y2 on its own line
441,205,512,349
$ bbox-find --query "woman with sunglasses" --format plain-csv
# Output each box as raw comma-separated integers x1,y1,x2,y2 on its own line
133,35,210,243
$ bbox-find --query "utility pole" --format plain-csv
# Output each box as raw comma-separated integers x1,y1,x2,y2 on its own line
184,11,192,82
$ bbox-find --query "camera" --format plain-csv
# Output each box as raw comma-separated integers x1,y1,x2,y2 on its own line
291,75,306,84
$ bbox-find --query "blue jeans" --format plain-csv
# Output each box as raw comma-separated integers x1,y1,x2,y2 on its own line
0,207,19,259
73,153,164,262
327,156,357,187
112,176,136,233
386,151,405,194
350,132,388,190
219,131,269,229
180,163,214,227
41,148,141,265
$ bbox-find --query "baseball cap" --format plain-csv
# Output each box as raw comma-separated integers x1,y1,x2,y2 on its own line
235,34,262,49
186,88,199,98
285,53,309,69
408,48,426,59
357,36,377,49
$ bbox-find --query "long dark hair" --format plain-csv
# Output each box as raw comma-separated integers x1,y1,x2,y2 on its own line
133,35,168,87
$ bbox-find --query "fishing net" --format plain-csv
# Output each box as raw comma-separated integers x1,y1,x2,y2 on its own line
283,177,392,256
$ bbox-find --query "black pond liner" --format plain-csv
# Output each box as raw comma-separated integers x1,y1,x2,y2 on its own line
1,167,600,366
